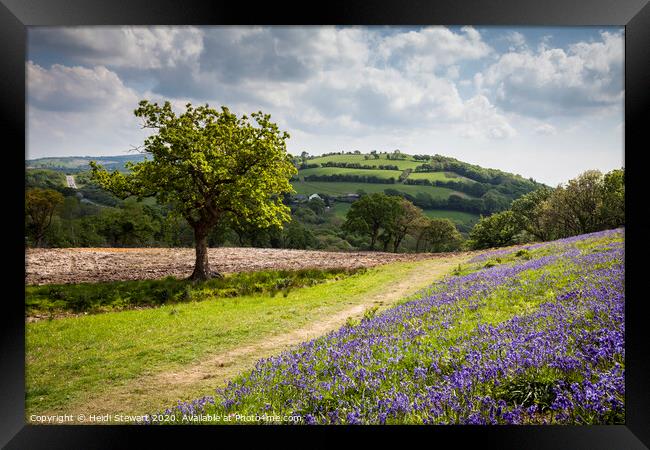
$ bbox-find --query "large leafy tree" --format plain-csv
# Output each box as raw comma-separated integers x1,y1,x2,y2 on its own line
510,186,555,241
598,168,625,228
343,193,401,250
25,188,65,247
468,210,520,250
539,169,625,239
90,100,297,280
415,217,463,253
388,198,426,252
542,170,606,237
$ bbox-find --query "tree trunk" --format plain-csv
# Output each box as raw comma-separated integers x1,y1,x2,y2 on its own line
370,228,378,250
189,226,221,281
393,235,403,253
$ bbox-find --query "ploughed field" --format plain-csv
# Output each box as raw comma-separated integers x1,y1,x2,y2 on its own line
25,247,449,285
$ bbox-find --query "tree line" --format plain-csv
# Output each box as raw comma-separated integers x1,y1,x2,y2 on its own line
342,193,462,253
467,169,624,249
303,174,397,184
319,162,401,171
413,155,541,187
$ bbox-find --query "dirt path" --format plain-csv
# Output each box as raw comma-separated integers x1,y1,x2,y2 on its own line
58,255,470,421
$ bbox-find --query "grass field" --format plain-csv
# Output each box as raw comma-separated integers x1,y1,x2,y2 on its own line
329,202,352,219
408,171,476,184
299,167,403,180
25,268,359,316
309,154,424,170
422,209,480,224
292,181,472,199
25,255,471,418
329,202,479,226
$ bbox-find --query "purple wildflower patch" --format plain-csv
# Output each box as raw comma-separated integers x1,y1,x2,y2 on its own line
152,228,624,425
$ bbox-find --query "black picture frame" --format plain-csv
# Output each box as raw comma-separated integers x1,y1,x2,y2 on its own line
3,0,648,448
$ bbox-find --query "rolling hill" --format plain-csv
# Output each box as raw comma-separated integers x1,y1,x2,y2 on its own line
25,151,546,233
26,154,148,172
294,151,546,229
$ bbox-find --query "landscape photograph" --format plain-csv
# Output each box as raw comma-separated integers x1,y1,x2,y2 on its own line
24,25,625,425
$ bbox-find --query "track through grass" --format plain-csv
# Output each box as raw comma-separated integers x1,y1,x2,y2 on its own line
26,254,473,420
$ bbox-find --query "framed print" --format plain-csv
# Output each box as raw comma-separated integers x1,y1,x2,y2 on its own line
3,0,649,447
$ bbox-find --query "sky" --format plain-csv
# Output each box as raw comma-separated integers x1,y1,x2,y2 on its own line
26,26,624,186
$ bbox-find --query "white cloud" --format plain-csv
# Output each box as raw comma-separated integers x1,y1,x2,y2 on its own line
30,26,204,70
378,26,492,73
283,64,515,142
569,31,623,74
197,26,370,83
27,61,139,111
458,95,517,140
446,65,460,79
534,123,557,135
480,31,623,118
503,31,528,52
27,61,149,158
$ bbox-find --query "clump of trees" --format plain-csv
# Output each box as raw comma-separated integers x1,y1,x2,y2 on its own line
303,174,397,184
413,154,540,188
413,217,463,253
342,193,462,252
466,210,521,250
320,161,401,171
467,168,624,249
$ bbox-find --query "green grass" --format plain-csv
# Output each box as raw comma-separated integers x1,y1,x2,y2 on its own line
408,171,476,183
328,202,352,219
26,268,360,316
309,154,424,170
25,257,460,416
292,181,470,199
329,202,479,226
422,209,480,224
299,167,403,180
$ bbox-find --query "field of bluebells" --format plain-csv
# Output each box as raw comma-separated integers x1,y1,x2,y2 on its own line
148,228,624,425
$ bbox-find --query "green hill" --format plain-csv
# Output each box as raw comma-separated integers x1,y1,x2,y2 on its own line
407,171,476,183
299,167,403,182
293,151,546,230
26,154,147,172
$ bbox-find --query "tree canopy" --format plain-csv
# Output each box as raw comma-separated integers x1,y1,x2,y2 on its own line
343,193,401,250
90,100,296,280
468,210,520,250
414,217,463,253
467,168,625,250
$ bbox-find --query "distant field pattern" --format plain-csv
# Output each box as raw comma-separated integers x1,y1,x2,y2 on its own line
292,181,470,199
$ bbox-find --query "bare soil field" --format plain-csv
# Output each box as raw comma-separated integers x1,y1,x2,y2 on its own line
25,247,458,285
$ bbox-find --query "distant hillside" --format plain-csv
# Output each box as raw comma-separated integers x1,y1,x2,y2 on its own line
292,151,547,220
25,150,547,234
26,154,148,173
